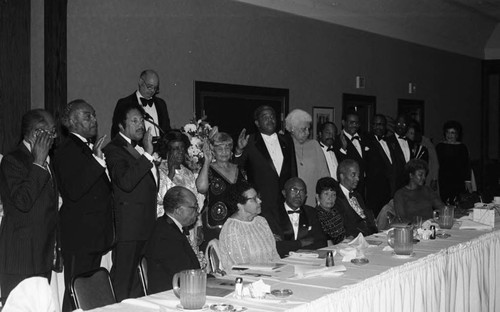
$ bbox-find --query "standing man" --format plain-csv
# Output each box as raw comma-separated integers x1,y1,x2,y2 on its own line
235,105,297,234
0,109,58,303
333,111,368,197
53,100,115,311
365,114,396,217
388,114,413,190
334,159,378,237
111,69,171,139
146,186,200,293
104,102,158,301
317,121,340,181
274,177,326,257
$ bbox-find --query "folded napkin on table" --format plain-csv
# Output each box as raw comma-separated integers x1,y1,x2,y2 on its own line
348,233,370,249
459,219,493,230
293,265,347,279
339,246,364,262
288,251,319,258
242,279,271,298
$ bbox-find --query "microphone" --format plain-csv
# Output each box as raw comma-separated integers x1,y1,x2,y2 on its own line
143,113,165,135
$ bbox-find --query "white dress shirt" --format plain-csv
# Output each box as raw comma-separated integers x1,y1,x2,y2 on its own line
319,142,338,180
397,136,411,163
118,132,158,185
136,90,160,137
71,132,110,180
343,130,363,157
376,136,392,164
285,203,300,239
340,184,366,219
261,132,284,176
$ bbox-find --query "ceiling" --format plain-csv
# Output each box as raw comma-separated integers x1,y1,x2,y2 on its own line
233,0,500,59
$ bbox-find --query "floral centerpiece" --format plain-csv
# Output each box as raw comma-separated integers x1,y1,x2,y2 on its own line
181,117,217,173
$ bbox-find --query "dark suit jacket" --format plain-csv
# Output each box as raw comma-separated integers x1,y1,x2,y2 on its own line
334,188,378,237
275,204,327,257
0,143,58,275
365,134,396,217
103,134,157,242
111,92,170,138
234,132,297,234
333,132,367,197
387,135,413,190
53,134,114,254
145,215,200,293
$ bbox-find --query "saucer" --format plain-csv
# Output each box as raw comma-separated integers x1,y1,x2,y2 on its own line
210,303,234,311
392,252,415,259
176,304,209,311
436,232,451,239
351,258,369,265
271,289,293,298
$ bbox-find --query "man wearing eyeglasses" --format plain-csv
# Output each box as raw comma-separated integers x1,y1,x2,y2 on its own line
103,102,158,301
145,186,200,293
0,109,58,304
111,69,171,140
274,177,326,257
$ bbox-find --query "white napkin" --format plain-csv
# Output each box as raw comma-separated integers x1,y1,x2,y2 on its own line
242,279,271,298
2,277,56,312
288,251,319,258
339,246,362,262
459,219,493,231
348,233,370,249
422,219,439,230
122,298,159,309
293,265,347,278
383,246,393,252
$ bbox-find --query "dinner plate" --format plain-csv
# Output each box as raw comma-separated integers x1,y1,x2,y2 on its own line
176,304,209,311
392,252,415,259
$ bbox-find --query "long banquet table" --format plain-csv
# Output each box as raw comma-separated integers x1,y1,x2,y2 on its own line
87,217,500,312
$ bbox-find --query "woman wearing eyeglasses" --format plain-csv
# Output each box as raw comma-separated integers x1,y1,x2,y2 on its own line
218,182,280,270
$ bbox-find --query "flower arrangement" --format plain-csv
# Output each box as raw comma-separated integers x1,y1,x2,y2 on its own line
181,117,216,172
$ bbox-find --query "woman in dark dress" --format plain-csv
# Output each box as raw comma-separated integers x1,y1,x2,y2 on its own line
435,121,472,203
196,132,247,251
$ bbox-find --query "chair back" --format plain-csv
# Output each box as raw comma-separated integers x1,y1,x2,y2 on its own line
138,256,149,295
70,267,116,311
376,199,395,230
205,238,223,274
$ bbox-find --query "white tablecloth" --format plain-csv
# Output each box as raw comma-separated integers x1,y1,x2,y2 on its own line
88,218,500,312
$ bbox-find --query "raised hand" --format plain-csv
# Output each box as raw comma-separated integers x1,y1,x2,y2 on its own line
143,127,154,155
236,128,249,154
202,139,213,164
93,134,107,159
32,131,53,166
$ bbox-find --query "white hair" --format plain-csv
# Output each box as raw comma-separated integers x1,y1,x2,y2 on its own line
285,109,312,132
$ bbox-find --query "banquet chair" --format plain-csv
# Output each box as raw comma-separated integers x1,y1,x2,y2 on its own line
205,239,224,275
137,256,149,295
2,276,56,312
70,267,116,311
376,199,395,230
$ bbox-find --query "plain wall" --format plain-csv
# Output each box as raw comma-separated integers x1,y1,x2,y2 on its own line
66,0,482,158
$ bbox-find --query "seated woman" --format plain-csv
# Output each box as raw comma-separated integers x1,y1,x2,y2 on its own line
314,177,345,244
218,182,280,270
394,159,445,222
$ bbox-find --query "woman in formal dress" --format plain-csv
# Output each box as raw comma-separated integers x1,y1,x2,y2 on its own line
314,177,345,244
406,120,429,163
218,182,280,270
285,109,329,207
435,121,472,203
394,159,445,221
196,132,247,250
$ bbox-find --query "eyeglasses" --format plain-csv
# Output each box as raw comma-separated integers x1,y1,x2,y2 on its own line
245,194,261,203
289,187,306,195
182,204,199,211
141,79,159,92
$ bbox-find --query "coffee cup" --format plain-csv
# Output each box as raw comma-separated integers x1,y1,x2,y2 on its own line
172,269,206,309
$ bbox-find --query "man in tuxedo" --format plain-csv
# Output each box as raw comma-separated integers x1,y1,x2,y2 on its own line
365,114,396,218
387,114,412,190
334,159,377,237
146,186,200,293
53,100,115,311
0,109,58,303
234,105,297,234
111,69,170,139
333,111,367,197
274,177,326,257
103,102,158,301
317,121,339,181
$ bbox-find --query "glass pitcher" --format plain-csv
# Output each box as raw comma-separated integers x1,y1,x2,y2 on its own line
387,224,414,255
433,205,455,229
172,269,207,309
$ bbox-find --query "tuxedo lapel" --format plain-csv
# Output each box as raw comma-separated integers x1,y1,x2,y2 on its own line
344,134,363,159
114,134,142,160
296,207,310,240
254,134,278,176
373,137,392,167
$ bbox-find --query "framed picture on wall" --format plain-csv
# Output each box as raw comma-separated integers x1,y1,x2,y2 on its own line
312,107,335,140
398,99,425,132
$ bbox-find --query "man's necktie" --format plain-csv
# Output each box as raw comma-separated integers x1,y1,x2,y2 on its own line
349,191,355,198
398,136,407,141
376,135,385,142
348,192,366,219
141,97,154,107
287,210,301,214
130,141,138,148
351,135,360,142
182,227,190,235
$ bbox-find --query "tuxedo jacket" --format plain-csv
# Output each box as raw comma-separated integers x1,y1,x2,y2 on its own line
234,132,297,234
145,215,200,293
334,188,378,238
0,143,58,275
365,134,396,216
103,134,157,242
111,92,171,138
53,134,114,254
333,132,367,196
274,204,327,258
387,135,413,190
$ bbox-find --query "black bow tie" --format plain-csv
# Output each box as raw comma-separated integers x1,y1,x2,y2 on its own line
85,140,93,147
398,136,407,141
182,227,190,236
141,97,154,107
287,210,301,215
376,135,385,142
130,141,138,148
321,143,335,152
351,136,360,142
327,147,335,152
349,191,355,198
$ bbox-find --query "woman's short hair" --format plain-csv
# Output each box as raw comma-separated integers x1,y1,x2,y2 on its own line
157,130,190,158
442,120,462,140
210,132,233,147
316,177,338,195
285,109,312,132
225,181,254,214
404,159,429,179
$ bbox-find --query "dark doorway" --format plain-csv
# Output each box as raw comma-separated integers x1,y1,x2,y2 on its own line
342,93,376,135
